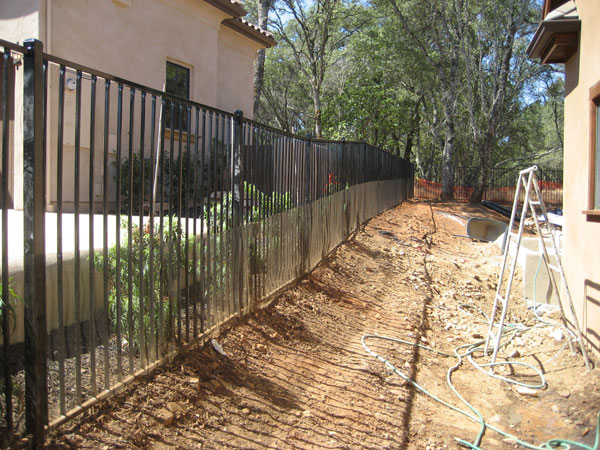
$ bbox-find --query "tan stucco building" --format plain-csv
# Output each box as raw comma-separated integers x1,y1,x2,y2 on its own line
0,0,275,211
528,0,600,357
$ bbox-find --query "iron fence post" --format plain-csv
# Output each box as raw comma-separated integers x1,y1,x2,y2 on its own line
22,38,47,445
301,135,312,272
232,110,243,314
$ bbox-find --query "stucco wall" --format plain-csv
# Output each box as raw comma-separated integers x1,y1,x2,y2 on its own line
0,0,42,210
0,0,41,44
562,0,600,356
1,0,264,211
217,25,263,117
48,0,228,108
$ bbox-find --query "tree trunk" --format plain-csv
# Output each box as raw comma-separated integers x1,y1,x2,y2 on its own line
440,101,455,201
253,49,267,118
469,146,491,204
404,100,421,161
441,131,454,201
313,91,322,138
252,0,274,119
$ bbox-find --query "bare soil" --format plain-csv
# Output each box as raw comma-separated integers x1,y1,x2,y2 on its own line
45,200,600,449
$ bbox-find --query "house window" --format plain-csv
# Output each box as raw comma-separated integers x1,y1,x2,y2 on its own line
165,61,190,130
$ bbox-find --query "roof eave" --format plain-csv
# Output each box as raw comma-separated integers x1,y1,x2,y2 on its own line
222,19,276,48
527,18,580,64
204,0,247,19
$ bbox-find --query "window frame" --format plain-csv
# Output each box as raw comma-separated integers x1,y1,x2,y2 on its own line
165,60,191,132
585,81,600,218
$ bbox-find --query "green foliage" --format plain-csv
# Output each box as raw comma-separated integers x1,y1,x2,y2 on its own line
258,0,563,195
204,182,293,230
94,218,190,344
115,141,228,215
0,278,19,331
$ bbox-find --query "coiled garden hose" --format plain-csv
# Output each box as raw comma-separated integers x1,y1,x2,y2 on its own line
362,330,599,449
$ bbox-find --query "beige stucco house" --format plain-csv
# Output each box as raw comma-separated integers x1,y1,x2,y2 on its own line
0,0,275,211
528,0,600,357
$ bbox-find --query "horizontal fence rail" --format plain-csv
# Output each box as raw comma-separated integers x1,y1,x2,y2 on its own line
415,165,563,206
0,38,414,445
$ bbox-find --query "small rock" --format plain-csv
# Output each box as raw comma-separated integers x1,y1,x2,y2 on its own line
508,349,520,358
549,328,564,341
167,401,185,414
255,343,267,353
489,414,502,424
517,386,538,397
241,408,251,415
208,378,223,390
211,339,227,356
156,408,175,426
302,410,311,418
502,438,518,445
581,428,590,437
551,404,560,414
558,389,571,398
472,333,484,340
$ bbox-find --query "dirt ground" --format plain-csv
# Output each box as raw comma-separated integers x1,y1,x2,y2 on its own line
45,199,600,449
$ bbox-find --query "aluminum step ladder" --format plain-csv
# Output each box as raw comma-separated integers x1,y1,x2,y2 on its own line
484,166,591,371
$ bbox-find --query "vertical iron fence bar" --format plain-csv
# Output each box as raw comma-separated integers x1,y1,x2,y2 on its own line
74,69,83,407
207,111,214,329
88,74,97,397
191,107,199,337
199,109,206,332
283,136,289,281
285,135,292,280
224,116,232,317
126,87,135,374
214,114,222,320
148,94,156,363
248,125,255,303
56,65,66,415
168,102,175,345
231,111,243,316
1,46,13,435
115,83,124,381
254,127,261,299
258,127,266,299
184,106,191,342
22,38,47,444
218,114,226,322
275,134,282,283
138,91,147,367
158,98,166,357
102,79,110,390
176,104,183,344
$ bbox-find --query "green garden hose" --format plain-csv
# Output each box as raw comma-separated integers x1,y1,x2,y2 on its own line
361,332,599,449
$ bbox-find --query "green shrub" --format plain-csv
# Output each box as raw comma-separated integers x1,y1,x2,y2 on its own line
94,218,191,346
0,279,18,332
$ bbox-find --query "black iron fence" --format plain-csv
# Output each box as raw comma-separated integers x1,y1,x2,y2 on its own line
414,165,563,205
0,38,413,445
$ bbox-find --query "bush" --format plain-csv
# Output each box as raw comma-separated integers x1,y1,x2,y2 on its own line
94,218,191,346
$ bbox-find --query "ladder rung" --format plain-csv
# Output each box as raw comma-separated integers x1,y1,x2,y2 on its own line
530,201,541,205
